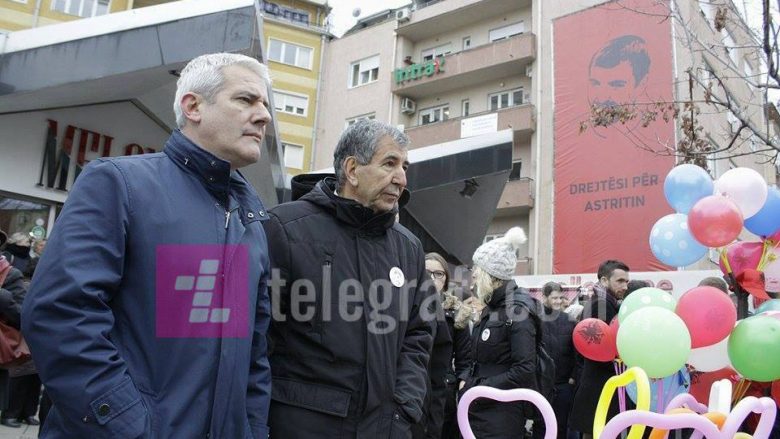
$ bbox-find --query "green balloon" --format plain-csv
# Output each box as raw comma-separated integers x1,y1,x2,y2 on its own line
616,306,691,378
755,299,780,314
618,287,677,323
728,316,780,382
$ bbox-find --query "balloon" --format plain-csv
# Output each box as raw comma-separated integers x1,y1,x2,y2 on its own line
617,307,691,378
665,393,708,414
688,195,743,247
720,396,778,439
626,367,690,412
763,244,780,294
687,333,731,372
755,299,780,314
745,185,780,236
573,318,617,362
618,287,677,323
728,316,780,381
649,214,708,267
663,164,714,214
598,410,720,439
646,409,727,439
594,367,650,439
457,386,556,439
718,241,764,276
715,167,769,219
688,367,738,405
676,286,737,348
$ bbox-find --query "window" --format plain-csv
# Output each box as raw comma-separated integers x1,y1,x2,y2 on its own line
509,161,522,181
461,99,470,117
0,195,53,242
346,113,376,128
463,37,471,50
52,0,110,17
699,0,715,27
350,55,379,88
282,143,305,169
489,88,523,111
489,22,524,42
273,91,308,117
419,105,449,125
268,39,313,69
722,29,738,65
421,43,451,62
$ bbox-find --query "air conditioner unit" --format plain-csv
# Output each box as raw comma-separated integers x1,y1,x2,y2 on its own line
396,7,411,22
401,97,416,114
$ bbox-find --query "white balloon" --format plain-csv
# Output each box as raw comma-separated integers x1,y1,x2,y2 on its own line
715,167,768,218
688,333,731,372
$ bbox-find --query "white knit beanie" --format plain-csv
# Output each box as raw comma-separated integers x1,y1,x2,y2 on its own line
472,227,527,280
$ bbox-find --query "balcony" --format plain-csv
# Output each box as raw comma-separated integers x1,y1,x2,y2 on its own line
405,104,535,148
515,257,533,276
392,33,535,99
498,177,534,212
399,0,531,41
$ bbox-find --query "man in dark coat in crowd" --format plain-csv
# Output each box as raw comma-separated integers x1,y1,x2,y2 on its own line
533,282,577,439
263,119,435,438
0,236,23,426
569,260,629,439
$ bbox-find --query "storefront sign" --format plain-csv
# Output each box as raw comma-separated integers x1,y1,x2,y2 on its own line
394,56,445,85
460,113,498,138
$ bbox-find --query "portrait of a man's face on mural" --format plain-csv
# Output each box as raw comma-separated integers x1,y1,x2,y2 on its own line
587,35,651,138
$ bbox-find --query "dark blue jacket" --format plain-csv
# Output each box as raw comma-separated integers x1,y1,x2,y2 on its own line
22,130,272,439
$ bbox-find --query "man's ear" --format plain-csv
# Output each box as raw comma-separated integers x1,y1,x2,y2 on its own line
343,156,359,187
180,92,202,125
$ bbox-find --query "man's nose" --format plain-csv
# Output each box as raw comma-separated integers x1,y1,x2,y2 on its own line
253,103,271,126
392,167,407,188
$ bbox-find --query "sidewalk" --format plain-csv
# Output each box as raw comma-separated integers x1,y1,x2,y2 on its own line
0,424,38,439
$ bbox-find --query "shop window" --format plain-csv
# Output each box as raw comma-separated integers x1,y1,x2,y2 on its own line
0,195,53,242
51,0,110,17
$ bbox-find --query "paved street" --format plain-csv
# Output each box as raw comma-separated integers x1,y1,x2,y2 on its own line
0,424,38,439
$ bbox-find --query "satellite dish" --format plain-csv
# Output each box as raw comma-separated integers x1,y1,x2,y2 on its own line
352,7,361,17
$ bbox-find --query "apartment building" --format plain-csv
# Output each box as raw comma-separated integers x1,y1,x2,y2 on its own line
314,0,774,275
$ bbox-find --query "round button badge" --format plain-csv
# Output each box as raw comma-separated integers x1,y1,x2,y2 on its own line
389,267,405,287
481,328,491,341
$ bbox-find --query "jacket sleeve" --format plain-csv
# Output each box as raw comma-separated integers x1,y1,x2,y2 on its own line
21,160,148,438
453,326,472,381
393,252,435,422
246,249,272,438
0,268,25,328
261,213,292,356
480,314,537,390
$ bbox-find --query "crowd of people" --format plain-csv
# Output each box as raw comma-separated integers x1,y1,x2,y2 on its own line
1,52,776,439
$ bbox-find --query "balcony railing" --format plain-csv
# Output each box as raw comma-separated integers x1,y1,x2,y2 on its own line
498,177,534,210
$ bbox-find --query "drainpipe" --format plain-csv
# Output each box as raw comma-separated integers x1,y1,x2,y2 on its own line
309,33,327,171
532,0,542,274
32,0,43,28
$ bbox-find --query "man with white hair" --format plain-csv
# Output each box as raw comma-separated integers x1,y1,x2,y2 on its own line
23,53,273,438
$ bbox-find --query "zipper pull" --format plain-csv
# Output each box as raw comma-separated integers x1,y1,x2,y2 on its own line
224,210,230,229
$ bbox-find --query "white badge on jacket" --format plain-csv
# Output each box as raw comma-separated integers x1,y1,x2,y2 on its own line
481,328,490,341
389,267,405,287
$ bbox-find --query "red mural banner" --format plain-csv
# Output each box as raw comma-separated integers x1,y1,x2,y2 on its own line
553,0,675,273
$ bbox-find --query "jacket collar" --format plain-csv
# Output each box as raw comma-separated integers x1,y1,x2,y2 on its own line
300,176,398,235
164,130,233,203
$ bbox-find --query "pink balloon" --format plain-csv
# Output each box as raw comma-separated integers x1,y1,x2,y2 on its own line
719,241,764,276
688,196,744,248
599,410,721,439
676,286,737,348
763,244,780,294
720,396,777,439
457,386,557,439
664,393,709,414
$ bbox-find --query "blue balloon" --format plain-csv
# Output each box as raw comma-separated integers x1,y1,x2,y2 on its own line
649,213,708,267
664,164,714,214
744,186,780,237
627,367,690,412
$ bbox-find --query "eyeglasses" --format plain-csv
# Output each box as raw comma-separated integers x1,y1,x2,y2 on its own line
429,270,446,280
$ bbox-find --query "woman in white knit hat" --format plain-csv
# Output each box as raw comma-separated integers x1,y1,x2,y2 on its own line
459,227,542,439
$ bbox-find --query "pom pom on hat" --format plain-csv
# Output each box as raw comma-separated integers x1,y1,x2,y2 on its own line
471,227,527,281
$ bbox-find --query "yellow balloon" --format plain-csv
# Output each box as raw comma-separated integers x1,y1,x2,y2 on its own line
593,366,650,439
732,434,752,439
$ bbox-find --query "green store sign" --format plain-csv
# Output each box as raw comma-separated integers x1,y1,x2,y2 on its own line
394,56,446,85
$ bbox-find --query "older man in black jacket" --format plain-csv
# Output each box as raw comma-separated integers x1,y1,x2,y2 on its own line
263,119,435,439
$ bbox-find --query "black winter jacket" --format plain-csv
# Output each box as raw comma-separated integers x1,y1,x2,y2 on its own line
541,306,576,385
263,175,435,438
0,267,24,329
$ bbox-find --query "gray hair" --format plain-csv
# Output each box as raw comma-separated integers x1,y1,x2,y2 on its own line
173,53,272,128
333,119,410,188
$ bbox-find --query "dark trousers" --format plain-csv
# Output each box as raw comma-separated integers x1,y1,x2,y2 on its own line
533,383,577,439
2,373,41,420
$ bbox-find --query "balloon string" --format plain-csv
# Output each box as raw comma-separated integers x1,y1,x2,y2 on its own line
720,248,733,274
758,240,770,271
615,361,626,413
657,379,664,413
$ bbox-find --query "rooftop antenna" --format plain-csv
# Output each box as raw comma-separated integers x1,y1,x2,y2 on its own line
352,7,361,17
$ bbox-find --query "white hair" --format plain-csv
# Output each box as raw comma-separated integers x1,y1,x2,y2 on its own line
173,53,272,128
473,266,503,306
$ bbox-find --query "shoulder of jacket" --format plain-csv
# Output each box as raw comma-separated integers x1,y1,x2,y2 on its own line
389,222,422,251
268,199,327,225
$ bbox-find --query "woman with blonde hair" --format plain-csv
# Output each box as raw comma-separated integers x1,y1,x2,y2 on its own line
460,227,541,438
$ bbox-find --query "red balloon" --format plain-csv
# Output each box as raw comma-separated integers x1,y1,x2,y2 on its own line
718,241,763,276
573,318,617,362
689,367,738,405
676,286,737,348
688,195,743,247
609,317,620,358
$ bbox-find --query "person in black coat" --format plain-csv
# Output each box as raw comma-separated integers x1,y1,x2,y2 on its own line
569,260,629,439
2,233,32,275
0,254,23,424
412,252,472,439
460,227,539,439
533,282,577,439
